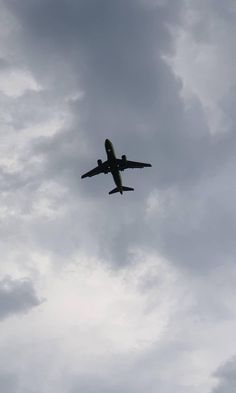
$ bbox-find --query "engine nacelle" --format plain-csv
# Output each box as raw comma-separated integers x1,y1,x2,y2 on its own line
97,159,102,166
121,155,127,163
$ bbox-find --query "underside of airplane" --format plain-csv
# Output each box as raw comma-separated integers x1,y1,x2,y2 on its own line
81,139,152,195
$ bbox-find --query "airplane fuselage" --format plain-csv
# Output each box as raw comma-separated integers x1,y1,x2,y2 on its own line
81,138,151,194
105,139,123,194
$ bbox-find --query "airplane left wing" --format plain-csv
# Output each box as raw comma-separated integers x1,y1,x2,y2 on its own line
117,159,152,171
81,161,110,178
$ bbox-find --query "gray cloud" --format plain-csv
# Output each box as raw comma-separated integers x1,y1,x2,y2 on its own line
2,0,236,273
0,0,185,262
0,58,9,70
211,356,236,393
0,1,236,392
0,276,42,320
0,373,17,393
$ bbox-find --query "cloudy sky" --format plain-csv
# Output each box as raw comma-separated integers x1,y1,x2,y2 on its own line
0,0,236,392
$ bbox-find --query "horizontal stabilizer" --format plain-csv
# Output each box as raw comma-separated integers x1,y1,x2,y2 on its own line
109,187,119,194
122,186,134,192
109,186,134,195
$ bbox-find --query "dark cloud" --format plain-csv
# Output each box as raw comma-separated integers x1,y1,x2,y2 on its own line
0,276,43,320
0,0,184,263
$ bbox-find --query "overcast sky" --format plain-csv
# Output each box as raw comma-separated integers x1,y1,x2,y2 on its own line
0,0,236,392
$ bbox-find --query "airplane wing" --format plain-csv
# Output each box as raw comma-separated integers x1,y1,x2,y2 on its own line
81,161,110,178
117,159,152,171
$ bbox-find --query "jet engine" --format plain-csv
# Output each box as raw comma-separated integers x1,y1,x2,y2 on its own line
121,155,127,163
97,159,102,166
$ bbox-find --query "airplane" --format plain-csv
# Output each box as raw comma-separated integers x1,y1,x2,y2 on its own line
81,139,152,195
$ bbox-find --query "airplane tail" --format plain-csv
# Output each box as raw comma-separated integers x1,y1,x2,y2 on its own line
109,186,134,195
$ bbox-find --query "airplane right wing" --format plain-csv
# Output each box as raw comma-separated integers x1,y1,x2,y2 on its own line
81,161,110,179
117,158,152,171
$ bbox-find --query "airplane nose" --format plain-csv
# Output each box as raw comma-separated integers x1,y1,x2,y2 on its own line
105,139,110,147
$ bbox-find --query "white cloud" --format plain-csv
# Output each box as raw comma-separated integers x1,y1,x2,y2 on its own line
0,68,41,97
0,251,183,391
